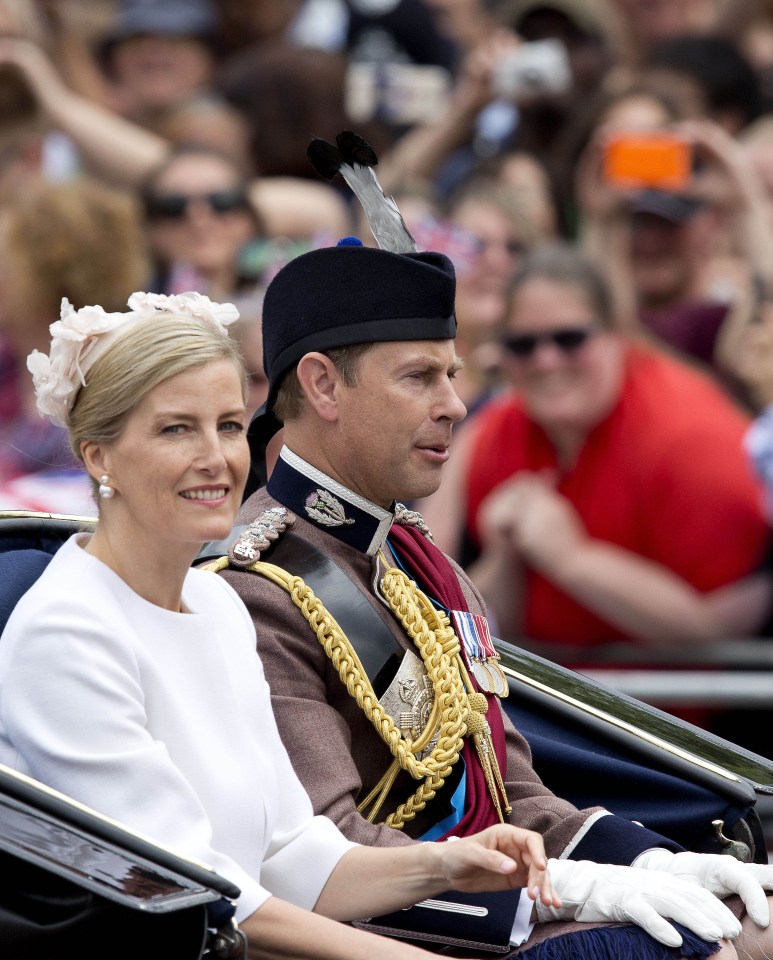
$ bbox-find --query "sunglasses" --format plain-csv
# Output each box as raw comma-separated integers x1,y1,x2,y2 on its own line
145,188,250,220
502,326,596,358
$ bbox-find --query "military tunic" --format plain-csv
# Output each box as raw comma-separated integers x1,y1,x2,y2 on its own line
220,450,675,863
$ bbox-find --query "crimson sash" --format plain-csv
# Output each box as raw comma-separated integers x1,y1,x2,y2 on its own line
388,523,509,835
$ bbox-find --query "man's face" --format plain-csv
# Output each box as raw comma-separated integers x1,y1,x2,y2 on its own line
325,340,467,507
630,212,695,308
110,35,214,113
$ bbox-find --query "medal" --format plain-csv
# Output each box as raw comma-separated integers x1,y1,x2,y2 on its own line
451,611,507,696
486,659,510,698
471,658,496,694
475,615,509,698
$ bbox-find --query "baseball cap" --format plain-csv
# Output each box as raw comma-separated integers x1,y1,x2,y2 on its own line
102,0,216,45
630,189,703,224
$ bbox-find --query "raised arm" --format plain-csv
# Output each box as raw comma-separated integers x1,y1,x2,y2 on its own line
377,29,522,193
0,36,168,186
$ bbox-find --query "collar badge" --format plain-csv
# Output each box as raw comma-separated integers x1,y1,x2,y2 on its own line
304,488,355,528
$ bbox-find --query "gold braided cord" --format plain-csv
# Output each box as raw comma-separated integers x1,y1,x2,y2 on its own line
247,561,468,807
358,758,402,822
380,563,510,823
245,555,510,828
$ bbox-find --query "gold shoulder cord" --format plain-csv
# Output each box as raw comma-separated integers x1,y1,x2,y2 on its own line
207,551,510,828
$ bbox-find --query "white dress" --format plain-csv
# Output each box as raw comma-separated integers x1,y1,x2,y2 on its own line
0,534,355,921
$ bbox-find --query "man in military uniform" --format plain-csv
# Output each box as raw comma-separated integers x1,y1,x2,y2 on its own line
215,236,773,959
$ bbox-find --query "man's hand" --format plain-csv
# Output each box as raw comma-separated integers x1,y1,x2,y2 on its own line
536,858,742,947
635,849,773,927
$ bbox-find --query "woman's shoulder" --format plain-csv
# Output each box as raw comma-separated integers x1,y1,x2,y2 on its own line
11,534,90,597
0,537,134,681
624,344,752,436
5,536,107,626
184,565,255,634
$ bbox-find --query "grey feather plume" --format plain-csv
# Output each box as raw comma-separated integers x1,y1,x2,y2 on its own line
307,131,417,254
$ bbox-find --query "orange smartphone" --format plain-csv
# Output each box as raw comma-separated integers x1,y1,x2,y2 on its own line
603,133,692,191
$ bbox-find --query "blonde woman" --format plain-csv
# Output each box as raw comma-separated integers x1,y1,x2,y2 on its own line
0,290,553,960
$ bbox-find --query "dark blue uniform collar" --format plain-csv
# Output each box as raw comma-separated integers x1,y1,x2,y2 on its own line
267,446,394,557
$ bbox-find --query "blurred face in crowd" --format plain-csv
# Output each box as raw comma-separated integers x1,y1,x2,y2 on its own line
629,212,700,309
451,198,527,341
497,152,558,240
600,91,673,133
144,152,257,289
109,34,215,115
501,276,624,443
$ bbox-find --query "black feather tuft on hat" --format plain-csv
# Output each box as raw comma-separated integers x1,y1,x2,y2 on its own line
242,131,458,499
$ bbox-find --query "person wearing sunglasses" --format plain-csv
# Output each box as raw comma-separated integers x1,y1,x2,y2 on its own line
463,242,772,655
444,178,540,416
141,144,263,300
141,144,272,416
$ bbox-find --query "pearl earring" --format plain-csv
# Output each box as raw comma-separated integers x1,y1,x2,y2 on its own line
98,474,115,500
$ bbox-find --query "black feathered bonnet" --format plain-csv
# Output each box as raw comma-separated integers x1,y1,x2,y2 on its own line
244,237,457,498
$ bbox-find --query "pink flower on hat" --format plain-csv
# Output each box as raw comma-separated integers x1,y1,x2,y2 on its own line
27,291,240,427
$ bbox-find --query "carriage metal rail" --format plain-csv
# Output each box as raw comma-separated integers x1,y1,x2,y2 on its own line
507,637,773,706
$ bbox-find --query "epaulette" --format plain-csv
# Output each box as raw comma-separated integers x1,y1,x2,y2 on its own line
393,502,433,541
227,507,295,569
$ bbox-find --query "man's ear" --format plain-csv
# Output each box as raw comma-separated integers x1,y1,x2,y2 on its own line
296,352,343,422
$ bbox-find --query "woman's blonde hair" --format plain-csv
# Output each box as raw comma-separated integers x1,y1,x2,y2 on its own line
69,316,247,468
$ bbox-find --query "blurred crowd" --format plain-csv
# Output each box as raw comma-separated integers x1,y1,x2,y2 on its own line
3,0,773,744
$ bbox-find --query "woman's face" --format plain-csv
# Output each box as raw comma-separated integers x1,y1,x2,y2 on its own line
501,276,624,437
145,153,256,286
97,358,249,558
451,198,526,338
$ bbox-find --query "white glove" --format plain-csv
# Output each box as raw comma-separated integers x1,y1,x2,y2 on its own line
635,848,773,927
536,858,742,947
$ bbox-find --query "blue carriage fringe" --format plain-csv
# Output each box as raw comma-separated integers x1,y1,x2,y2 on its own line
516,922,721,960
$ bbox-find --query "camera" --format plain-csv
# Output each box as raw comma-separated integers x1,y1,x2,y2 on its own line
345,63,451,125
602,132,693,192
492,40,571,101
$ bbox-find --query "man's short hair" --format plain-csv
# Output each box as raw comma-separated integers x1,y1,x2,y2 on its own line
273,343,374,422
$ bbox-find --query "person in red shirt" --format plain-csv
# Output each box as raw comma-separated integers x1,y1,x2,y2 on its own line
464,243,772,651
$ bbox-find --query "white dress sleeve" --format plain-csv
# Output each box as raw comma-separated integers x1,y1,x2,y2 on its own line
0,537,355,921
